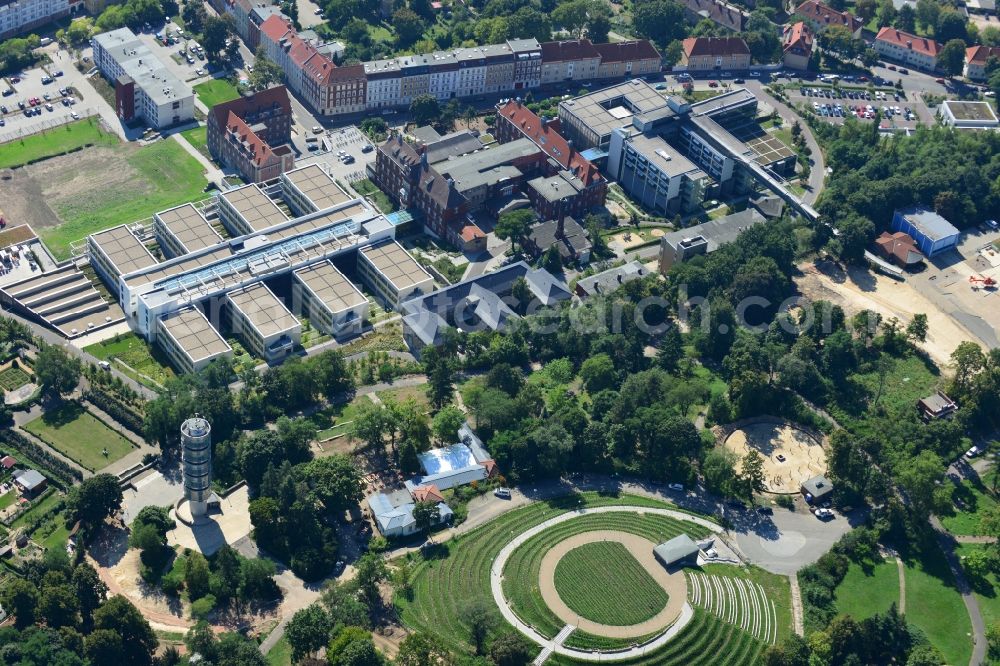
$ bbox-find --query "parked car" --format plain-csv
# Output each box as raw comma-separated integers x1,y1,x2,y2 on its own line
494,487,511,499
966,445,981,458
53,70,63,77
0,105,6,113
312,126,323,134
935,77,946,84
1,88,12,96
667,483,684,491
814,507,834,520
986,219,998,230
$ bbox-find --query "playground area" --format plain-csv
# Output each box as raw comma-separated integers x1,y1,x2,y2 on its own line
722,421,826,494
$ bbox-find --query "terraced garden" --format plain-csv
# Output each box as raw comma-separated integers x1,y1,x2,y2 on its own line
502,511,711,642
547,608,766,666
395,492,710,655
554,541,668,626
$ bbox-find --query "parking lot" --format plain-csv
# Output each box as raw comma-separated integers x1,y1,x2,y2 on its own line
311,126,376,183
782,84,934,128
133,25,212,85
0,65,93,141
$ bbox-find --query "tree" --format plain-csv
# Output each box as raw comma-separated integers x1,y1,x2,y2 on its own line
395,632,454,666
935,9,968,43
85,629,125,664
895,3,915,32
249,48,283,91
409,93,441,126
92,596,157,665
34,343,81,399
185,552,211,601
67,473,123,530
73,563,108,629
988,620,1000,661
412,500,439,533
354,552,388,610
703,448,739,497
632,0,686,48
494,208,534,253
915,0,939,31
463,599,497,654
201,15,233,61
951,341,985,395
351,400,391,449
286,604,330,662
393,7,425,46
580,353,615,394
740,449,766,502
302,455,363,514
1,578,39,628
488,630,534,666
432,406,465,442
939,38,968,76
906,313,928,343
182,0,207,33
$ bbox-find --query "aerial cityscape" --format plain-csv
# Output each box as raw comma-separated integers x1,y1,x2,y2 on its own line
0,0,1000,663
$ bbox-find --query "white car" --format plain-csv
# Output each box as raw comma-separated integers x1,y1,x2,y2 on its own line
966,446,981,458
70,110,79,119
667,483,684,491
705,548,718,559
494,487,511,499
814,508,834,520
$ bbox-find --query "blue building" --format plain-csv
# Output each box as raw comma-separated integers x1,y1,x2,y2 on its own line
891,206,960,257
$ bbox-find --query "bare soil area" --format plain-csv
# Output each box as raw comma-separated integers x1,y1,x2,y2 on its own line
723,422,826,494
796,261,979,366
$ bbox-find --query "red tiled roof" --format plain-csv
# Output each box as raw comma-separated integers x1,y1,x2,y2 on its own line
593,40,662,63
497,100,603,188
682,36,750,58
208,85,292,133
225,112,279,167
259,14,292,42
461,224,486,241
795,0,863,33
783,22,813,54
876,231,924,265
481,459,499,477
966,45,1000,65
411,484,446,503
0,456,15,469
541,39,600,63
875,27,941,57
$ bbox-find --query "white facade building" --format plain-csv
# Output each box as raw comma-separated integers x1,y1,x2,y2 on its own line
0,0,82,40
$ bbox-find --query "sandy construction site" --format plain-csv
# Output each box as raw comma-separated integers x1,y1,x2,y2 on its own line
723,421,826,494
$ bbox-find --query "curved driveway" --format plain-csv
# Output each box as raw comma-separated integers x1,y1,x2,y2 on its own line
489,505,722,661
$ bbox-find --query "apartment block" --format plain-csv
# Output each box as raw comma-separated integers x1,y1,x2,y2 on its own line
0,0,82,39
680,37,751,72
93,28,195,129
874,27,941,71
358,241,434,308
207,86,295,184
680,0,748,32
541,39,601,84
594,41,662,79
608,129,709,215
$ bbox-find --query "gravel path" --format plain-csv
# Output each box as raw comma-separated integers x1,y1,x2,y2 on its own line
537,530,686,638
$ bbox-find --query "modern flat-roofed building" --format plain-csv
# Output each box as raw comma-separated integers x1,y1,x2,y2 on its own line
280,164,353,215
292,260,368,339
939,99,1000,130
153,306,233,374
679,37,751,72
358,240,433,308
88,224,159,288
225,282,300,362
92,28,195,129
207,86,295,184
891,206,960,257
217,184,289,236
965,45,1000,81
659,208,766,272
154,203,224,259
874,27,941,71
558,78,673,150
0,0,83,40
793,0,863,39
608,129,709,215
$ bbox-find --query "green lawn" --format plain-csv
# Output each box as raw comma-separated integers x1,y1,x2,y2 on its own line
0,367,31,391
11,489,62,530
903,544,973,666
84,332,176,389
0,491,15,511
941,476,999,536
700,564,794,644
180,125,211,161
957,543,1000,630
41,140,209,260
24,402,136,471
352,178,395,214
834,560,900,621
266,635,292,666
0,119,118,169
397,492,705,655
312,395,370,442
555,541,668,626
193,79,240,109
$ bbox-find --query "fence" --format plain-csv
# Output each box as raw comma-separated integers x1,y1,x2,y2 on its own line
0,107,100,147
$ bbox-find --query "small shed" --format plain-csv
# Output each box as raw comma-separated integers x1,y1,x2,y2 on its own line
0,455,15,470
801,474,834,504
12,469,47,497
917,391,958,421
654,533,701,569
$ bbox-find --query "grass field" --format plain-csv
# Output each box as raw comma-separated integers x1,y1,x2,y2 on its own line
0,491,14,511
312,395,369,442
903,544,973,666
352,178,395,213
834,560,900,620
942,475,999,536
41,139,209,260
700,564,793,644
957,543,1000,630
503,512,710,642
24,402,136,471
193,79,240,108
84,332,176,388
396,493,709,655
180,125,211,161
0,119,118,169
0,367,31,391
554,541,668,626
266,635,292,666
549,608,765,666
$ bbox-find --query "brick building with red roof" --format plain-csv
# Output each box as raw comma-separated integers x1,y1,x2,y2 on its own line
206,86,295,183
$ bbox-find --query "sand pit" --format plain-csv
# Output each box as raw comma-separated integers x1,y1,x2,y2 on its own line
723,421,826,494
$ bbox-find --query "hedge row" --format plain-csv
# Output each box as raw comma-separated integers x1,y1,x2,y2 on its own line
0,429,82,486
84,387,144,436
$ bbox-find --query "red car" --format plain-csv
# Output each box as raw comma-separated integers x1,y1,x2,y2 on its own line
935,77,946,84
858,76,868,81
708,80,719,87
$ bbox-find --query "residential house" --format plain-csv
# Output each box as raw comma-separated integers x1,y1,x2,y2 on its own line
874,231,924,268
965,45,1000,81
917,391,958,420
680,37,751,72
782,22,814,70
574,260,648,298
794,0,863,39
680,0,749,32
874,27,941,71
523,215,593,264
